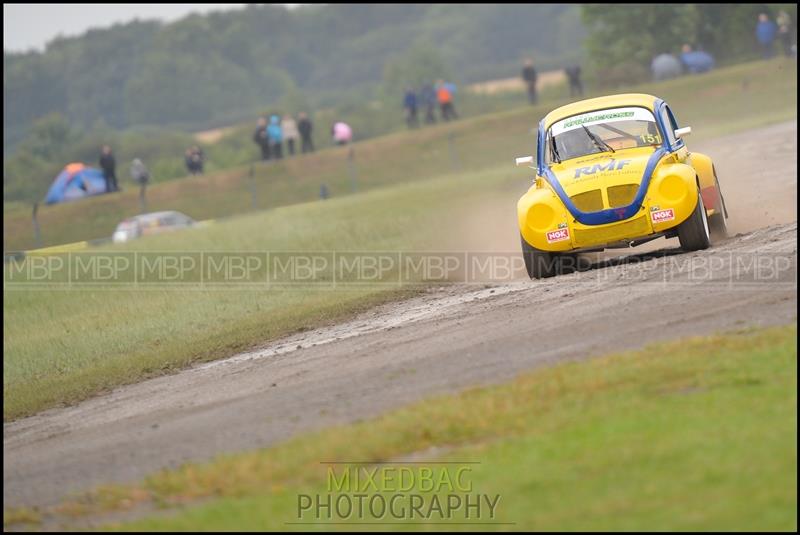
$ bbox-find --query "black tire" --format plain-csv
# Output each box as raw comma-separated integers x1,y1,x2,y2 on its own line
708,169,729,241
677,190,711,251
521,234,558,279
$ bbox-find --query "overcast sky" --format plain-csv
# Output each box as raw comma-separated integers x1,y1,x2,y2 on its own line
4,4,301,52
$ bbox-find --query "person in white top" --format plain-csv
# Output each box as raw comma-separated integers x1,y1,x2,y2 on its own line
282,115,300,156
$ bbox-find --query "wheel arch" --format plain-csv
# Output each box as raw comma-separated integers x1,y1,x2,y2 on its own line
688,152,716,189
688,152,721,212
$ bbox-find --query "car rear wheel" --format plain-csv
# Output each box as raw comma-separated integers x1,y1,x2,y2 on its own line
677,190,711,251
521,235,558,279
708,209,728,241
708,168,729,241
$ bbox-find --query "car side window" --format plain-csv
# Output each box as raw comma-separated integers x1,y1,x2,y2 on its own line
659,106,678,149
540,131,550,166
665,106,680,130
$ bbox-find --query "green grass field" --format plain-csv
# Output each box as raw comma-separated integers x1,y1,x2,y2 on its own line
3,58,798,422
3,59,797,252
2,168,505,421
11,325,792,531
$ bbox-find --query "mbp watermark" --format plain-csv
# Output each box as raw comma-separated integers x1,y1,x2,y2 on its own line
4,249,795,290
291,462,508,526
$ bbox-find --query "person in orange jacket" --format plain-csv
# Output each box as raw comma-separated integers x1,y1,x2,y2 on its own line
436,80,458,121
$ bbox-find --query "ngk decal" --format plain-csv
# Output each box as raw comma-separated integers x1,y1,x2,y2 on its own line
650,208,675,224
546,228,570,243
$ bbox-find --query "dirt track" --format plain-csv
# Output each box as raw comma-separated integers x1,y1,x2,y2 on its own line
3,121,797,510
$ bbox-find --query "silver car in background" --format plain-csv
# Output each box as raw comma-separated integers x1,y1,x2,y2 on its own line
112,211,196,243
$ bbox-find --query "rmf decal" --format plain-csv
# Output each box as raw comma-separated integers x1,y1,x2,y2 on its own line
574,159,631,178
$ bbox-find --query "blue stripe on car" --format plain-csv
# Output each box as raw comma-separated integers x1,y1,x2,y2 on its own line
543,148,668,225
536,97,676,226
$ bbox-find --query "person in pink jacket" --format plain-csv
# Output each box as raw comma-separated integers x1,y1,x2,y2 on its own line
331,121,353,146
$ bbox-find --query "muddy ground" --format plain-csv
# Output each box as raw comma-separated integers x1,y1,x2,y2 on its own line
4,121,797,510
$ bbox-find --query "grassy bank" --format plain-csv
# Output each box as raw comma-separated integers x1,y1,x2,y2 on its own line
13,324,793,531
4,58,796,252
2,165,515,420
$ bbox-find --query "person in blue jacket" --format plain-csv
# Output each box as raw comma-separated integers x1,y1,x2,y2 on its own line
267,114,283,160
756,13,778,59
403,88,419,129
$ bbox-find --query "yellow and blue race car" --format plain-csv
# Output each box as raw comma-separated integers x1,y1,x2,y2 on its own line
516,93,729,279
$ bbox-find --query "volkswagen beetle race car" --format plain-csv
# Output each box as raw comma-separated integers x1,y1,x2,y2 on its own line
516,93,728,279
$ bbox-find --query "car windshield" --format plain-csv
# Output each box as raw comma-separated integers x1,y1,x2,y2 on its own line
546,106,661,164
160,213,193,227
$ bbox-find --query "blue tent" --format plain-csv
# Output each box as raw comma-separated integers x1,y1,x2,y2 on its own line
44,163,108,204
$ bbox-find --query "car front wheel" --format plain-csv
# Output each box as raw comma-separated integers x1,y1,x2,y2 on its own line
521,235,558,279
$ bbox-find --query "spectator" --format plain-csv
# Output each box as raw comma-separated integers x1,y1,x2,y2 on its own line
186,145,205,175
253,117,270,161
521,59,538,105
129,158,149,185
436,80,458,121
99,145,118,192
680,44,715,74
651,52,683,81
185,148,196,175
756,13,778,59
130,158,149,210
564,65,583,97
267,115,283,160
420,83,437,124
776,10,793,57
403,88,419,128
331,121,353,146
282,114,300,157
298,112,315,153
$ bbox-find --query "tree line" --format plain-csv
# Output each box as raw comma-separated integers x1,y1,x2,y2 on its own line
581,4,797,85
4,4,581,147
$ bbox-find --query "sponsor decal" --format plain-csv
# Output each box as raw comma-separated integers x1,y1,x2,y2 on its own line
563,111,634,129
573,159,631,178
546,228,570,243
650,208,675,224
551,106,657,136
558,222,568,229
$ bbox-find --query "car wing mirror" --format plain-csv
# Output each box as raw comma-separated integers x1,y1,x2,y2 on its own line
515,156,534,167
674,126,692,139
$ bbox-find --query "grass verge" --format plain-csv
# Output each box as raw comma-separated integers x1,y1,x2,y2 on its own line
18,324,794,531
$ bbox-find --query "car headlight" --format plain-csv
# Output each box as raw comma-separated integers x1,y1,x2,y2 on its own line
527,203,555,232
658,174,688,203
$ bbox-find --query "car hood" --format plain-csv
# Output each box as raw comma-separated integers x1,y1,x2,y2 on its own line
547,147,658,197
